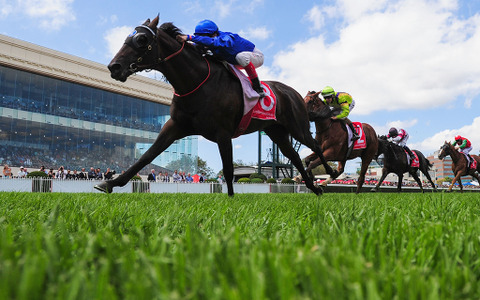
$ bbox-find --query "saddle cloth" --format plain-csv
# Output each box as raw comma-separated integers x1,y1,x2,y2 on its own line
346,122,367,150
228,65,277,138
464,153,478,170
405,150,420,168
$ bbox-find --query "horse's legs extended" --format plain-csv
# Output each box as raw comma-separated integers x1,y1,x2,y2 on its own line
216,136,234,196
320,160,345,187
95,119,187,193
448,172,463,192
410,169,424,193
264,125,322,195
371,168,389,192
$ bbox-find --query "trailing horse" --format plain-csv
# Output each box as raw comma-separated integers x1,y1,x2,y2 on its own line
438,141,480,192
300,91,378,194
95,16,334,196
372,136,436,192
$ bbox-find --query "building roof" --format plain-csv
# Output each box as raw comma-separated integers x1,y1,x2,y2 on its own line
0,34,173,105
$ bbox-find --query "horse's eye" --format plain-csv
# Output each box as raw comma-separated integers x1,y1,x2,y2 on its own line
134,34,149,48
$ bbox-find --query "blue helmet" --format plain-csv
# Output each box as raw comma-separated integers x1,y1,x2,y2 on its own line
194,20,219,35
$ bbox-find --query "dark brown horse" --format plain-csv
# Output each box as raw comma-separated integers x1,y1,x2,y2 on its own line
372,136,436,192
95,16,334,196
300,91,378,194
438,141,480,192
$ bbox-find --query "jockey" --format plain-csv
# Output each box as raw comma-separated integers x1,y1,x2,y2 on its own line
387,127,416,160
176,20,265,98
452,135,474,167
320,86,359,141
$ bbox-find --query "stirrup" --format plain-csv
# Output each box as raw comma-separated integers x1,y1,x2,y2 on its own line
351,134,359,141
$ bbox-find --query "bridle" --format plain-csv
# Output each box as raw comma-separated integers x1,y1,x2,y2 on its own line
124,24,211,97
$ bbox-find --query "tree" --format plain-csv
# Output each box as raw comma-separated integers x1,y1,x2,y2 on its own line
196,157,215,178
166,155,214,177
302,159,337,176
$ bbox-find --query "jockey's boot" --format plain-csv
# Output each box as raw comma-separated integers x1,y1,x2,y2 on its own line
404,146,415,161
345,119,359,141
467,154,473,169
244,62,265,98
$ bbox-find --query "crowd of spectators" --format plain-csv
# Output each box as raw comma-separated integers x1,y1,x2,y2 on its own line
1,96,163,132
317,178,480,189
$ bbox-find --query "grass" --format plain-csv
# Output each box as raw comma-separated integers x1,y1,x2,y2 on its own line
1,192,480,299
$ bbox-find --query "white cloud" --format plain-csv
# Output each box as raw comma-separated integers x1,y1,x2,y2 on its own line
104,26,132,59
17,0,75,30
269,0,480,115
239,26,271,40
412,116,480,154
0,1,14,18
215,0,234,19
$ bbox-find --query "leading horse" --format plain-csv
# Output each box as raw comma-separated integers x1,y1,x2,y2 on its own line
301,91,378,193
438,141,480,192
372,136,436,192
95,16,334,196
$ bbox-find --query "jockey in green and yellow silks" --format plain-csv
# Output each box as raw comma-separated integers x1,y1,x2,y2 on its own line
320,86,359,141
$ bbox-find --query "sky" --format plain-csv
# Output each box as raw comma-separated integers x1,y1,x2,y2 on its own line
1,0,480,174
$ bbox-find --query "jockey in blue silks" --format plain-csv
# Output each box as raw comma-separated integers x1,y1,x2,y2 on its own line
176,20,265,98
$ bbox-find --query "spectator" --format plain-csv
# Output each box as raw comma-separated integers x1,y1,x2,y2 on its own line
88,167,96,180
172,170,181,183
95,168,103,180
48,168,55,178
17,166,27,178
3,164,12,178
104,168,115,180
200,172,206,183
78,167,87,180
217,175,224,184
57,166,66,180
147,169,156,182
163,172,169,182
186,173,193,183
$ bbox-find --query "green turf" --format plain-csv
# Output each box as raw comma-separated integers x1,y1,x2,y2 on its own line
1,192,479,299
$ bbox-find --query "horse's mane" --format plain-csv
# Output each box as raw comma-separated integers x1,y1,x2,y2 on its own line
159,22,183,38
307,93,342,121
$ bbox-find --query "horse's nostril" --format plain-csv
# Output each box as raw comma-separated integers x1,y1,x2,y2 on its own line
108,63,121,73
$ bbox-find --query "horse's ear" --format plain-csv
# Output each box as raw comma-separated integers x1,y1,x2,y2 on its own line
143,19,151,26
151,15,159,28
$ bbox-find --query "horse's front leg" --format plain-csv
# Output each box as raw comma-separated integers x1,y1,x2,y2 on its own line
396,173,404,192
448,171,463,192
217,136,235,196
95,119,187,193
371,168,388,192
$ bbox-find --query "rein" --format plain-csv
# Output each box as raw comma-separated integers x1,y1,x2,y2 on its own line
127,27,212,98
174,57,211,97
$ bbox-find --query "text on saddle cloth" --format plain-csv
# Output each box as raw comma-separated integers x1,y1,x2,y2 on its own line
347,122,367,150
405,150,420,168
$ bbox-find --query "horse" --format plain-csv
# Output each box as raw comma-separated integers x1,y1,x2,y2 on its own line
438,141,480,192
372,135,436,192
95,16,335,196
300,91,378,194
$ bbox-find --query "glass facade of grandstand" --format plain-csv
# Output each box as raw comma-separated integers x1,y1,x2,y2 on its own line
0,65,197,172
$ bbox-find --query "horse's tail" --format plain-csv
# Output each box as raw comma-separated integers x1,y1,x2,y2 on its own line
415,150,433,170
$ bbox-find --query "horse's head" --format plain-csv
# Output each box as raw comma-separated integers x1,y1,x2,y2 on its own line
303,91,334,121
376,135,389,156
108,16,186,82
438,141,452,160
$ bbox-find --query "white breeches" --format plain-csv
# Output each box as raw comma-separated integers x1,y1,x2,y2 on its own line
235,47,264,67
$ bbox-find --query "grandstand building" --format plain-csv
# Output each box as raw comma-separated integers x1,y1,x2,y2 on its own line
0,34,197,173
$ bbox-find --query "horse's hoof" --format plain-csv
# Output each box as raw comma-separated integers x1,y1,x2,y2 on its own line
313,185,324,195
94,182,113,193
370,188,377,193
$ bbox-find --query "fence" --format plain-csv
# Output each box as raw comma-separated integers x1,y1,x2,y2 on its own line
0,178,308,194
1,178,477,193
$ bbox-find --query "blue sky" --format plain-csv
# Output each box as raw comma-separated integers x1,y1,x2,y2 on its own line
1,0,480,174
